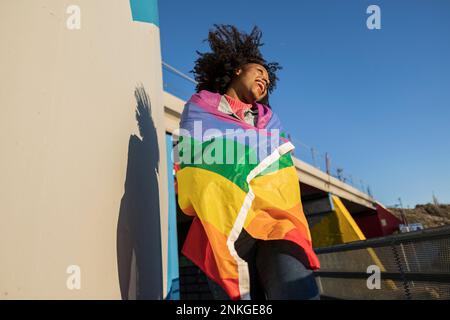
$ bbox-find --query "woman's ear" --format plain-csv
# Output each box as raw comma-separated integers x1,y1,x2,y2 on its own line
234,68,242,76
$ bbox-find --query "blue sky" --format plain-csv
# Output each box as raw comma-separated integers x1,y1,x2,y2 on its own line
158,0,450,208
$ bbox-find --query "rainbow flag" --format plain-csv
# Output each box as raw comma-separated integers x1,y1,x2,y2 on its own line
175,90,320,300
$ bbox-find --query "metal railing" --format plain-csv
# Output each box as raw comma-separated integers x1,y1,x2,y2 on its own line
314,225,450,300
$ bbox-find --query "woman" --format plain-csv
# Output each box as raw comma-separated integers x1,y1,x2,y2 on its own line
176,24,320,300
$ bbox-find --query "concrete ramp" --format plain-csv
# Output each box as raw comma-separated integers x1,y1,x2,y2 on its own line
310,195,366,247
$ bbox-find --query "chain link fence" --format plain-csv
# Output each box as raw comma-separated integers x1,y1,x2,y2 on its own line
315,225,450,299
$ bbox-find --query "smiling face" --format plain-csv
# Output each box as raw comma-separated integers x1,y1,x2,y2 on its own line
227,63,270,104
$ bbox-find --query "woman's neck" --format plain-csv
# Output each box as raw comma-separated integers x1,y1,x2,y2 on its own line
225,87,250,104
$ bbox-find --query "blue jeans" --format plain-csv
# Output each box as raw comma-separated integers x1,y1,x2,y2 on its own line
208,239,320,300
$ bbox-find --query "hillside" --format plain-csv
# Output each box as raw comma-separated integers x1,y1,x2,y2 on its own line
388,203,450,229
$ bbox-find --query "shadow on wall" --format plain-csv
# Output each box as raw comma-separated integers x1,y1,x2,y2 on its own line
116,85,162,299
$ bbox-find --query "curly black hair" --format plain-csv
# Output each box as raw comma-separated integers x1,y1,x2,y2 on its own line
191,24,282,98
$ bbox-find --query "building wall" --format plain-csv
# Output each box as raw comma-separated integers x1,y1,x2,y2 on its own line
0,0,168,299
353,213,384,238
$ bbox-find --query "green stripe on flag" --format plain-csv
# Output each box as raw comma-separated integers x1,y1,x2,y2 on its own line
176,136,294,192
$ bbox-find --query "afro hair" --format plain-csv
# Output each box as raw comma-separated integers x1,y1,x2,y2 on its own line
191,24,282,100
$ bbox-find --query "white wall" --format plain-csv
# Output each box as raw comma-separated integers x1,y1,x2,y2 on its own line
0,0,168,299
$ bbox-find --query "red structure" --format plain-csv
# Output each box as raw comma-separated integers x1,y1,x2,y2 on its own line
353,204,402,238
